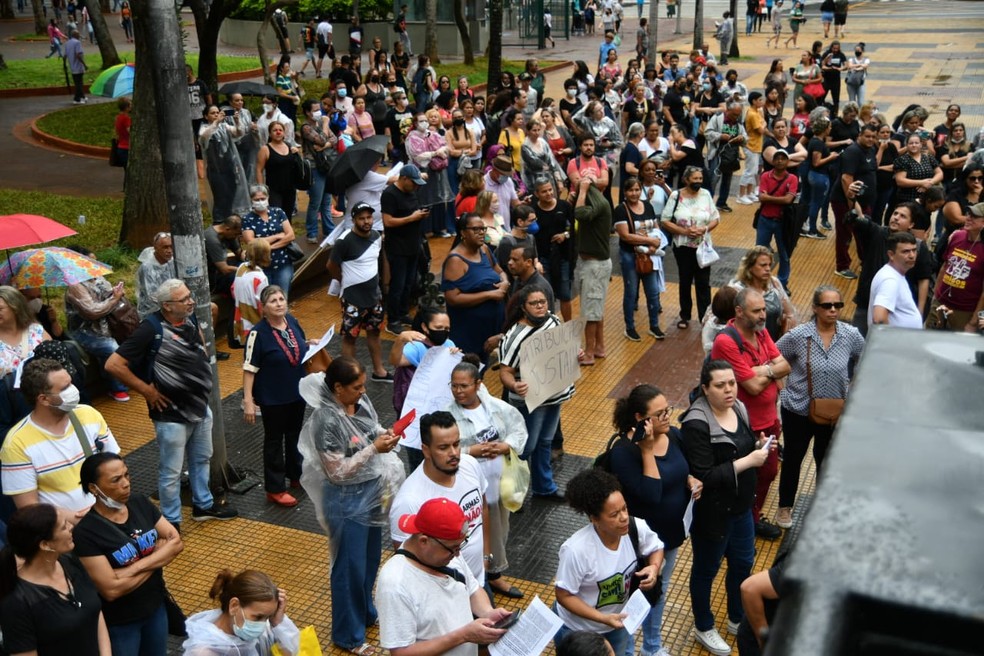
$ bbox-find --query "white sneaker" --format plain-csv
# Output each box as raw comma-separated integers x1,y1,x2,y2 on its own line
776,506,793,529
735,195,753,205
642,649,673,656
727,619,740,635
694,626,732,656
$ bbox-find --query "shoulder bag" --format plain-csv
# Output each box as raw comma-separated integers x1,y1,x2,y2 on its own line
106,297,140,344
806,335,845,425
627,518,664,605
625,204,654,275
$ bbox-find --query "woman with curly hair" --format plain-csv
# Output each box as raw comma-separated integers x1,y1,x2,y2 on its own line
553,468,664,655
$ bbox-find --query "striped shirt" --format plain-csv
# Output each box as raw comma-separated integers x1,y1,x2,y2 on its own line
775,321,865,415
499,314,576,406
0,405,119,511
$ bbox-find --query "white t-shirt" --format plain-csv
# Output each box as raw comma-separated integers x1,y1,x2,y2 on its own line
555,519,664,634
389,454,488,584
316,20,332,44
343,170,389,232
465,118,485,164
376,553,480,656
868,263,923,330
638,136,670,160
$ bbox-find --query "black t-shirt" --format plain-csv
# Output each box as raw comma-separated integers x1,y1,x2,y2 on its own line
823,50,848,79
807,137,831,174
385,106,414,150
380,185,423,256
662,88,687,126
559,97,583,129
852,218,934,307
622,98,652,126
619,142,643,189
73,495,166,625
534,200,576,264
116,314,212,423
697,90,725,124
829,117,859,153
736,552,788,652
614,201,658,253
831,142,877,206
0,555,103,656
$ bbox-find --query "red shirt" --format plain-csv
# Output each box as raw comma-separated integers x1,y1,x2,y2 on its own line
758,170,798,219
934,230,984,311
711,320,781,430
114,113,131,149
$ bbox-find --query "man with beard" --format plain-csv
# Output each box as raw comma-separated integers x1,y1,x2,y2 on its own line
711,288,790,540
389,411,489,586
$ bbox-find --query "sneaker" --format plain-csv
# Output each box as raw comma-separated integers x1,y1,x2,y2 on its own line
371,371,395,383
192,504,239,521
624,327,641,341
716,204,733,213
834,269,858,280
806,230,827,240
306,236,319,244
776,506,793,529
648,326,666,340
266,491,298,507
821,220,833,230
693,626,732,656
726,619,740,636
735,195,754,205
385,322,405,335
109,391,130,402
755,516,782,540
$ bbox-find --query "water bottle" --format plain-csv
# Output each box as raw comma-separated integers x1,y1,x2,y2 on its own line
78,214,86,225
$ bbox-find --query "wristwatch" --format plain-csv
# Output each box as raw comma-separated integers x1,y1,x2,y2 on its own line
483,554,494,564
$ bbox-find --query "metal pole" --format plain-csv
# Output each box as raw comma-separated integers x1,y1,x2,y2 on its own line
143,0,231,494
674,0,682,34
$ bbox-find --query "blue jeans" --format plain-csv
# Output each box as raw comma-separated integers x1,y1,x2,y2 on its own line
554,607,631,656
448,157,462,196
630,547,679,655
807,170,830,232
323,480,382,649
745,14,755,34
264,262,294,299
107,601,168,656
385,250,419,321
69,330,128,393
153,407,214,524
755,215,790,287
689,511,755,631
515,401,560,496
305,167,335,239
619,249,662,332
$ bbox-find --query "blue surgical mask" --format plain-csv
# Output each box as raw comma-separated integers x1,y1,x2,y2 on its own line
702,83,711,91
525,220,540,235
337,88,347,98
233,607,269,642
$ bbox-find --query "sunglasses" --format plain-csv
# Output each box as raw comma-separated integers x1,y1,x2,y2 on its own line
816,302,845,310
967,176,983,182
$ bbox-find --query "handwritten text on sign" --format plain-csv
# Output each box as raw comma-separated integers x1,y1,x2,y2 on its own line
519,319,583,412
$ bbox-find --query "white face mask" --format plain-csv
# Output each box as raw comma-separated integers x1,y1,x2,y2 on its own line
252,199,269,213
262,103,275,114
94,485,126,511
417,121,429,132
50,384,80,413
566,89,577,98
311,109,323,120
27,298,43,315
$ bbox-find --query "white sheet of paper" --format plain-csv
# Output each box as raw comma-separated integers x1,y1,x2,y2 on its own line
683,493,696,538
620,589,652,635
301,326,335,364
489,596,563,656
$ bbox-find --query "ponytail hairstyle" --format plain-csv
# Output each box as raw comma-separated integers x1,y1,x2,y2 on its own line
613,384,663,433
0,504,60,599
208,569,279,613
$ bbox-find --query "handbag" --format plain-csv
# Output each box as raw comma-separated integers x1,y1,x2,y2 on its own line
845,68,865,86
718,142,741,173
627,518,663,605
293,152,313,191
106,297,140,344
696,233,720,269
803,81,825,99
624,203,654,275
284,241,305,263
311,144,336,174
806,336,845,426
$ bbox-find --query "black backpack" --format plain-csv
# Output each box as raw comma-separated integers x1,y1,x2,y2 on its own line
594,432,630,472
718,142,741,173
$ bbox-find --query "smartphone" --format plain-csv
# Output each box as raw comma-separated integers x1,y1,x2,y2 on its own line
762,435,775,451
223,108,235,117
632,418,649,443
492,610,521,630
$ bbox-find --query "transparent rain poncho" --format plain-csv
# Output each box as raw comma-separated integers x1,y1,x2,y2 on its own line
297,373,405,570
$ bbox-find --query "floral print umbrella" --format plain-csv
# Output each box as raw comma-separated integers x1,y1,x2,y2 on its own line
0,247,112,288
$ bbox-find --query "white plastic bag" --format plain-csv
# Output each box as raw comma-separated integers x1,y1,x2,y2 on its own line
696,233,720,269
499,448,531,512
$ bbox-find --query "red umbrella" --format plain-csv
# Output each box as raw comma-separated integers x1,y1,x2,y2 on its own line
0,214,78,250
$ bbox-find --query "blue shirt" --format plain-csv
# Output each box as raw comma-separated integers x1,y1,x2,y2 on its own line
243,315,308,406
243,208,291,270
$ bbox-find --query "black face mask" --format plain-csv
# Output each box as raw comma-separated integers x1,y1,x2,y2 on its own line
524,311,549,327
452,118,465,127
688,182,703,192
426,328,450,346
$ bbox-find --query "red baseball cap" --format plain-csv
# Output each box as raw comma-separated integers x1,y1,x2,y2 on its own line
398,498,467,540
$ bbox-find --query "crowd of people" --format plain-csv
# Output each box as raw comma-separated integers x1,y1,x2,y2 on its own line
4,3,984,656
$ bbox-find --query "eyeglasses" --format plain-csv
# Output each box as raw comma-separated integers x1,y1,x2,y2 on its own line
526,299,548,307
816,302,845,310
466,225,488,232
428,525,475,555
449,382,476,391
652,406,676,420
165,295,194,305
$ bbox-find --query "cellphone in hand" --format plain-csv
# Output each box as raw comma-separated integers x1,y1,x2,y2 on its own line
223,108,235,117
492,610,522,630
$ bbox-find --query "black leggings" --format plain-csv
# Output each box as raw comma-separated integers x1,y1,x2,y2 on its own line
673,245,711,322
259,400,306,493
777,405,835,507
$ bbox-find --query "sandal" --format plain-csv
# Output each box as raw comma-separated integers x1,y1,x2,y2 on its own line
346,644,376,656
676,319,689,330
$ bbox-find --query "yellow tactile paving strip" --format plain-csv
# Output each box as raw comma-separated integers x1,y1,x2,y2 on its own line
91,3,979,652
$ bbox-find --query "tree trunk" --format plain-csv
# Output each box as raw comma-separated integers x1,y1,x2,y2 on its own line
693,0,703,50
258,0,298,85
120,0,169,248
452,0,473,65
0,1,13,20
647,0,659,66
144,0,231,492
79,0,121,68
187,0,239,94
425,0,439,65
0,52,7,70
729,0,739,59
99,0,109,12
31,0,45,34
486,0,503,88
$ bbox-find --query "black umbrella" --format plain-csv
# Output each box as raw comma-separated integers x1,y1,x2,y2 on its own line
218,81,279,97
327,135,391,192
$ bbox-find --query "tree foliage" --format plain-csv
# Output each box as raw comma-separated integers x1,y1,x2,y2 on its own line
232,0,390,21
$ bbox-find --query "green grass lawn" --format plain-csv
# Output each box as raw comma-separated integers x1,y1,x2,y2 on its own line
35,101,119,148
10,33,49,42
0,188,137,278
0,53,263,90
